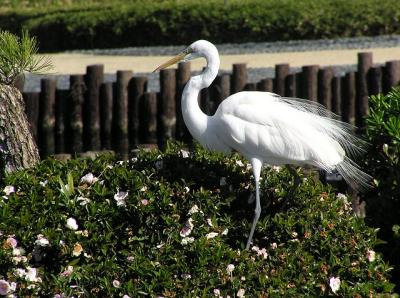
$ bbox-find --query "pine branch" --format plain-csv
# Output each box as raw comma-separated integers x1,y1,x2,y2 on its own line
0,30,53,86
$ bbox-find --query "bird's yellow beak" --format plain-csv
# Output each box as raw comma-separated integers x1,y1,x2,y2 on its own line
153,52,187,73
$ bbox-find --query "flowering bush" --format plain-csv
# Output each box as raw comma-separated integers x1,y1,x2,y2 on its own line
0,143,394,296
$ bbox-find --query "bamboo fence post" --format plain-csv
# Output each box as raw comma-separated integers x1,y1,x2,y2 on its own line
356,52,372,128
368,66,382,96
383,60,400,94
67,75,85,154
22,92,40,141
244,82,257,91
158,69,176,148
318,67,333,110
39,78,56,157
301,65,319,101
113,70,132,158
84,64,104,151
285,74,297,97
341,72,356,126
142,92,158,144
256,78,273,92
128,76,147,148
231,63,247,94
55,89,67,153
331,76,341,116
274,63,289,96
212,74,230,106
99,82,113,150
176,62,191,142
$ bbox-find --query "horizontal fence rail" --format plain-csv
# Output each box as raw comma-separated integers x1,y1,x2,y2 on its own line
22,52,400,159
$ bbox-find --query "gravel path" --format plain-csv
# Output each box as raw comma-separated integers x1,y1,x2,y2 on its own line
24,35,400,92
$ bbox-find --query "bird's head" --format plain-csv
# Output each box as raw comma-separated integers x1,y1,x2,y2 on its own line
153,40,217,72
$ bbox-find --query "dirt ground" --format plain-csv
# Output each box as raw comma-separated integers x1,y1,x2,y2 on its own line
46,47,400,74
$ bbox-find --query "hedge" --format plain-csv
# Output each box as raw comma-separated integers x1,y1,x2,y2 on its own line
0,143,395,296
0,0,400,51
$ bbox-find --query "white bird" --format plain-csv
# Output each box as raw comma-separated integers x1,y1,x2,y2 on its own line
154,40,371,249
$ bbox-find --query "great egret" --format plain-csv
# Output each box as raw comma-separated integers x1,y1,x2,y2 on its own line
154,40,371,249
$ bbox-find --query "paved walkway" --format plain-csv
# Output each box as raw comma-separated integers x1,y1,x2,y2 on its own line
47,47,400,74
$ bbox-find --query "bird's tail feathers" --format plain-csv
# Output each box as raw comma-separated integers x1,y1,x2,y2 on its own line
335,156,373,191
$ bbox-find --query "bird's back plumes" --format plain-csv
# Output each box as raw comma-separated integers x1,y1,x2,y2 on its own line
278,95,372,191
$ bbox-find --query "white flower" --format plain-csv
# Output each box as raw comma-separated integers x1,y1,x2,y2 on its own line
77,196,91,206
80,173,98,185
272,166,281,172
180,149,190,158
25,267,39,282
207,218,213,227
112,280,120,288
219,177,227,186
206,232,219,239
12,247,25,256
329,276,340,294
366,249,376,262
122,295,131,298
236,160,244,167
180,218,194,237
140,186,147,192
14,268,26,278
181,237,195,245
184,186,190,193
271,242,277,249
0,280,11,295
213,288,221,296
114,190,128,207
221,229,228,236
66,217,78,230
35,234,50,247
237,288,245,298
3,185,15,196
226,264,235,274
336,193,346,200
181,273,191,280
39,180,48,187
188,205,200,215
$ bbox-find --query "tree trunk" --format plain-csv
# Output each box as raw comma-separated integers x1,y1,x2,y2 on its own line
0,84,40,176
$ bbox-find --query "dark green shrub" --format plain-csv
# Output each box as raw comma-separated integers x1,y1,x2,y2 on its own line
0,143,394,296
0,0,400,51
363,88,400,291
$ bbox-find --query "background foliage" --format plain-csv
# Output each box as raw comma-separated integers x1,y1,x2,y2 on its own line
0,143,394,296
0,0,399,51
362,88,400,292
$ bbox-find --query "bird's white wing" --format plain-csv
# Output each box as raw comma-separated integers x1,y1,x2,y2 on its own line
212,92,362,167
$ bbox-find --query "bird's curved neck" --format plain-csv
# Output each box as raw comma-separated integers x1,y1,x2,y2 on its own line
182,52,219,140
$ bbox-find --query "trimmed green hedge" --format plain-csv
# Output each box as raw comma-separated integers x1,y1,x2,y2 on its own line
0,143,395,296
0,0,400,51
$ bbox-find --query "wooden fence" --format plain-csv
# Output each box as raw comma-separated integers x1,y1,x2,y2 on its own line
22,52,400,159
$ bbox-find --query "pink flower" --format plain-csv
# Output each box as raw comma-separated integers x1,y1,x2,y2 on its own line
60,266,73,277
366,249,376,262
140,199,149,206
0,280,11,295
112,280,120,288
80,173,98,185
114,190,128,207
3,185,15,196
180,218,194,237
4,237,17,249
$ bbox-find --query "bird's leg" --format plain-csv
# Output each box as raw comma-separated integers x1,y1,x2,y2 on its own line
280,165,301,210
246,158,262,250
